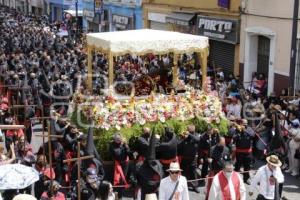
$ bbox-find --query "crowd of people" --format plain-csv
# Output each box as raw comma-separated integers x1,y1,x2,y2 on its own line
0,5,300,200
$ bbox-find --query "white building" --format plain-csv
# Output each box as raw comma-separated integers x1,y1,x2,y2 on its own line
240,0,300,95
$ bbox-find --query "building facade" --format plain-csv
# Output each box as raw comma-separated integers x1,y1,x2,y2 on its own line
47,0,83,22
143,0,241,77
103,0,143,32
240,0,300,95
29,0,44,15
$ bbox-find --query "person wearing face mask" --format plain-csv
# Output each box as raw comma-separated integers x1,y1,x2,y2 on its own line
208,154,246,200
249,154,284,200
205,137,230,200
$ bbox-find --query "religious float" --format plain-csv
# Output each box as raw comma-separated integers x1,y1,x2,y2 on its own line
73,29,229,159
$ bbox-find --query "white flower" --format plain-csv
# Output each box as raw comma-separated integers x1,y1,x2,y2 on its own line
139,118,146,125
115,124,121,130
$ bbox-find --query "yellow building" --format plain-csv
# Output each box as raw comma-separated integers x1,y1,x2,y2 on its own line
143,0,241,76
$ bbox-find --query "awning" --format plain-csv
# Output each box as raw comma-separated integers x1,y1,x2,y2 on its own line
166,13,195,26
64,9,83,17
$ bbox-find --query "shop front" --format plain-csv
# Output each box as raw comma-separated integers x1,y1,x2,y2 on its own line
30,0,43,15
103,0,143,32
147,12,168,31
16,0,26,12
197,15,240,76
166,12,196,34
83,9,101,32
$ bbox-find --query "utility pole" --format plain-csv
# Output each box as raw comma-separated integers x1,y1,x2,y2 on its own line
75,0,79,41
290,0,299,96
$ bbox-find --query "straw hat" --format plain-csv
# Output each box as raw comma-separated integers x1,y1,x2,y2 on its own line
266,155,282,167
166,162,182,172
145,193,158,200
13,194,37,200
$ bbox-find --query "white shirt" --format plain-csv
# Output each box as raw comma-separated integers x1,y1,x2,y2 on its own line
250,165,284,200
226,104,241,119
289,98,300,106
208,172,246,200
159,175,189,200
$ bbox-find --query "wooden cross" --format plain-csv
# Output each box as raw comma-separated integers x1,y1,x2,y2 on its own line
34,120,64,194
63,141,94,200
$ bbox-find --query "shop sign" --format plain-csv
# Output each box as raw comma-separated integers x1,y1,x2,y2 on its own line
112,14,129,25
83,9,95,22
197,15,239,44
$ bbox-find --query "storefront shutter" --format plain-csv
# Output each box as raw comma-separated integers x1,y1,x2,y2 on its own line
150,21,168,31
209,40,235,77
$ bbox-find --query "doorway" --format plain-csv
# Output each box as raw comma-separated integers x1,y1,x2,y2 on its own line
257,35,270,78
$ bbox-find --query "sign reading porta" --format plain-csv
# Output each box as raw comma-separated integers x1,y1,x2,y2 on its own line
197,15,239,44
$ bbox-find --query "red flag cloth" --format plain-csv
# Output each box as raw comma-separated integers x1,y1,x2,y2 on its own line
113,158,129,188
218,171,241,200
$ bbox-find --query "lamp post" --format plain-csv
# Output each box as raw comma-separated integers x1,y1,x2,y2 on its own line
290,0,299,96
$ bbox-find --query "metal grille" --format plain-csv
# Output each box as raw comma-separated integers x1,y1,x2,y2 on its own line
295,40,300,91
209,40,235,77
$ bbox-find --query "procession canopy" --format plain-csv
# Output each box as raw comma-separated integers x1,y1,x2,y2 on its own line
86,29,209,56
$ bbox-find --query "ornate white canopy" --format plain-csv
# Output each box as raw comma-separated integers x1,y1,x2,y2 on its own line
86,29,209,55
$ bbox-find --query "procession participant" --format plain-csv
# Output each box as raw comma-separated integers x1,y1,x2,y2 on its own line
285,122,300,176
249,154,284,200
254,113,273,160
0,142,15,165
232,119,255,184
178,125,200,193
41,180,65,200
109,133,131,199
205,137,230,200
136,133,163,200
15,135,35,166
158,162,189,200
198,126,219,184
157,127,178,173
37,138,67,184
97,181,115,200
208,154,246,200
136,127,151,162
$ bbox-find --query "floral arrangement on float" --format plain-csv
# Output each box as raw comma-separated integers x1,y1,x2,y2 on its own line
72,78,229,159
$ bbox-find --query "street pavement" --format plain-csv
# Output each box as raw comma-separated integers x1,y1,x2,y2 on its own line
121,160,300,200
2,131,299,200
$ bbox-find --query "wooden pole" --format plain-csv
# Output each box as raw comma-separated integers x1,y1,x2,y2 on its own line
0,125,25,130
109,52,114,86
200,49,208,89
87,46,93,92
77,142,81,200
47,121,54,193
63,155,94,163
172,53,179,87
